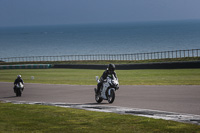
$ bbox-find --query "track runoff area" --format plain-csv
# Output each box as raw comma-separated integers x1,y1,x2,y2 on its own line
0,82,200,125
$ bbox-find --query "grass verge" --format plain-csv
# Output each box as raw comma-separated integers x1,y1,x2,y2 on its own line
0,68,200,85
0,102,199,132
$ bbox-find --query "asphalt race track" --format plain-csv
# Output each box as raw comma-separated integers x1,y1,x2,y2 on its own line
1,82,200,115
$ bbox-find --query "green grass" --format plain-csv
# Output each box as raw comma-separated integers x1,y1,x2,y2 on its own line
0,68,200,85
0,102,199,132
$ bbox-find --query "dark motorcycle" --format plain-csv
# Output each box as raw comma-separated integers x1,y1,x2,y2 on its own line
14,82,24,97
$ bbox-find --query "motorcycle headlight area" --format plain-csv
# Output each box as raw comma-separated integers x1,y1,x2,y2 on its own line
111,80,117,86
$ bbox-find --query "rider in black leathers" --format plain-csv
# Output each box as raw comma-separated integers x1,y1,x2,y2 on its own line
96,64,118,95
14,75,24,93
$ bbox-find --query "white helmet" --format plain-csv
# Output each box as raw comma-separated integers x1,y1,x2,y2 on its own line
17,75,21,78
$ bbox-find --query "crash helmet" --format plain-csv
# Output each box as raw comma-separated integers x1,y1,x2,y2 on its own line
17,75,21,78
108,64,115,71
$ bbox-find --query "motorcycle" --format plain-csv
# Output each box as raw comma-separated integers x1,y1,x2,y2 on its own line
14,82,24,97
94,75,119,103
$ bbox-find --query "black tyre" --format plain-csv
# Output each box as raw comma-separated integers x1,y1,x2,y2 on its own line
95,94,103,103
16,89,22,97
108,89,115,103
18,91,21,96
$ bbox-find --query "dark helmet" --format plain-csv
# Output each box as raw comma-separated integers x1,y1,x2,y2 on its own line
108,64,115,71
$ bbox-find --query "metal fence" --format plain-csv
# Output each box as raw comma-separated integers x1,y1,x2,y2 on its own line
0,49,200,63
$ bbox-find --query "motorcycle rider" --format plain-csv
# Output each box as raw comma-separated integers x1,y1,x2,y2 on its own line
96,64,118,95
14,75,24,93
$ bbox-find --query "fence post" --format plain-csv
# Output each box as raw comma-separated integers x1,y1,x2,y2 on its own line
192,49,194,57
184,50,186,58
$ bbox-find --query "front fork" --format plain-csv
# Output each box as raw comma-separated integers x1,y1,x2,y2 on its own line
108,88,115,95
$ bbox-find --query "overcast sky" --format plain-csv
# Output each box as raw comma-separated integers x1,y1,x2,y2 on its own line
0,0,200,27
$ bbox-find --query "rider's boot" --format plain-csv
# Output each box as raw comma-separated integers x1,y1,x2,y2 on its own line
94,88,97,94
13,87,16,93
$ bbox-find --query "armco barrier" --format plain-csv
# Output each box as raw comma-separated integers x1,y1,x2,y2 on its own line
53,64,106,69
53,61,200,69
1,61,200,70
0,64,52,69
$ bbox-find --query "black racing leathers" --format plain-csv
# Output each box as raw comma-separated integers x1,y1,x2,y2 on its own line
97,69,117,94
14,78,24,85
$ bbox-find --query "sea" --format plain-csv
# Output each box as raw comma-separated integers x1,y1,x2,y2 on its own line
0,20,200,58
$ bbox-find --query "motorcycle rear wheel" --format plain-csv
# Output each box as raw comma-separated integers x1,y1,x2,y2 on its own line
95,95,103,103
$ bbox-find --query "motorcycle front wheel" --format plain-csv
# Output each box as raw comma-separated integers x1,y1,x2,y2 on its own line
16,88,22,97
107,89,115,103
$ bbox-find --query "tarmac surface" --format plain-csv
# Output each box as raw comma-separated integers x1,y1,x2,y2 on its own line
0,82,200,124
